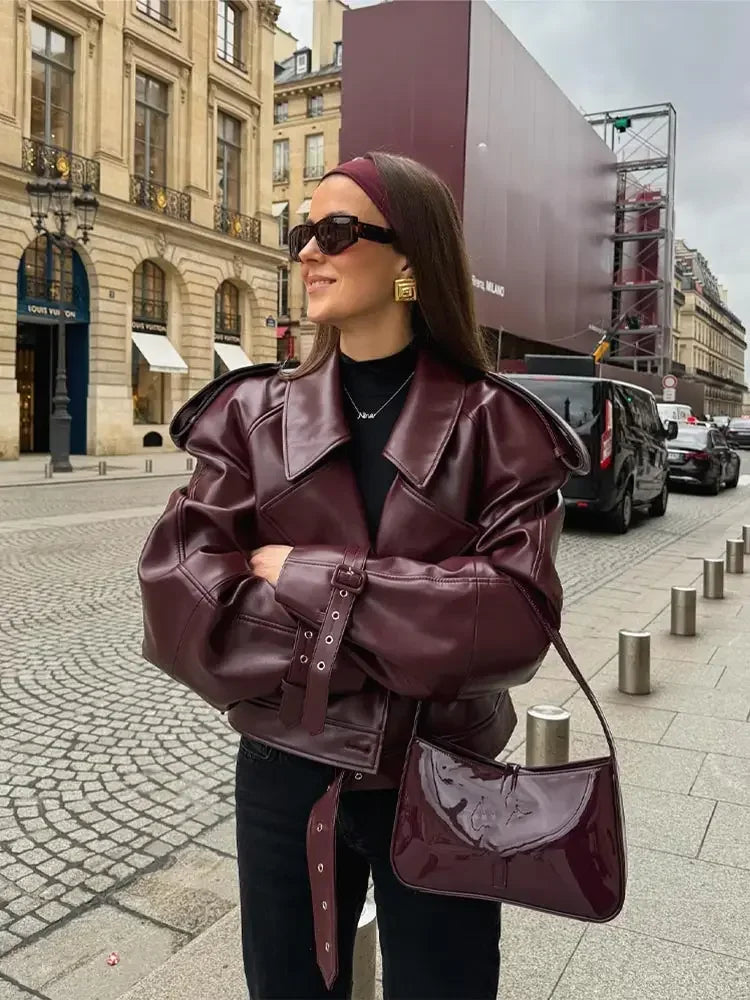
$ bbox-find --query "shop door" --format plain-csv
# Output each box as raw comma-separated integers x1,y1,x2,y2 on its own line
17,347,35,452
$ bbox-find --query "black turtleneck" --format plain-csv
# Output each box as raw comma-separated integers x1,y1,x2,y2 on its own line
340,342,417,542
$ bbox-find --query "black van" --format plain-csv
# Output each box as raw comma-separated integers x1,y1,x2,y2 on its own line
507,374,678,533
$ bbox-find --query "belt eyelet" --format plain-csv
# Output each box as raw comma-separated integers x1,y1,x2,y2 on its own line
322,900,328,910
331,611,340,621
325,635,333,644
339,589,348,597
316,661,326,671
300,655,308,663
354,772,363,781
318,863,324,873
304,630,313,639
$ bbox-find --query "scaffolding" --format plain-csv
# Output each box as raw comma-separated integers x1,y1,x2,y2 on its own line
585,104,677,376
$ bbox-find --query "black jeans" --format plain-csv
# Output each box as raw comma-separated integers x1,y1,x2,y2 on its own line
235,736,501,1000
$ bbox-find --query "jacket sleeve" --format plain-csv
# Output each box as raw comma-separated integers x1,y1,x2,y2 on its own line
274,427,569,703
138,389,298,710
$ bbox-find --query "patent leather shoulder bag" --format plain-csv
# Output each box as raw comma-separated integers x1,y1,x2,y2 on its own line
391,583,627,923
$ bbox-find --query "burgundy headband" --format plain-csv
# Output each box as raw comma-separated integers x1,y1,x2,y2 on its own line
323,156,392,226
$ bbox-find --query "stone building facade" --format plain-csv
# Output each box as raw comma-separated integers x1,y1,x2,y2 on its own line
0,0,284,460
271,0,344,363
671,240,747,417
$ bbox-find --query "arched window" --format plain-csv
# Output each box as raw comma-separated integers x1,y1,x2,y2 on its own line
133,260,167,322
23,235,73,302
215,280,240,336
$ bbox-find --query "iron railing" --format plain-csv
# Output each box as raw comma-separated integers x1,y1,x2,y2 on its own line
130,176,191,220
136,0,175,29
133,297,169,324
273,168,290,183
217,48,246,72
214,204,260,244
304,163,325,180
22,138,101,191
215,310,242,336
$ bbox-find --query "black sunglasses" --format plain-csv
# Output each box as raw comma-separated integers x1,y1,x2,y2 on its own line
288,214,395,261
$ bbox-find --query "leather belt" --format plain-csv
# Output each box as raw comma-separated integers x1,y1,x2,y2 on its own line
301,547,368,735
307,770,349,989
279,547,370,986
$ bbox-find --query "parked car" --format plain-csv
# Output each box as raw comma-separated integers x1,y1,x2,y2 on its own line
726,417,750,450
507,374,678,533
667,425,740,493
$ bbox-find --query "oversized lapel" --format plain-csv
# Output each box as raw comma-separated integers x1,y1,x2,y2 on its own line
270,347,468,554
376,350,470,558
382,349,466,489
267,351,369,547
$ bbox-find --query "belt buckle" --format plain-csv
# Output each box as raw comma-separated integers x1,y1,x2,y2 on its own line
332,565,366,595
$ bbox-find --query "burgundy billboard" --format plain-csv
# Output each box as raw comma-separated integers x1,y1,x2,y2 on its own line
340,0,616,358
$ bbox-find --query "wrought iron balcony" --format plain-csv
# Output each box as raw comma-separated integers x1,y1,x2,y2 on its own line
130,176,191,221
215,310,242,336
273,168,290,184
218,49,246,72
136,0,175,29
22,138,101,192
304,163,325,180
214,204,260,244
133,297,168,324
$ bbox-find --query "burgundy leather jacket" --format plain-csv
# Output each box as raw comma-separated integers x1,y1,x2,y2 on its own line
138,346,588,985
139,347,588,779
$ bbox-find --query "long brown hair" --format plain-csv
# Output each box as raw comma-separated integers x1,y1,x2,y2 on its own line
286,151,493,378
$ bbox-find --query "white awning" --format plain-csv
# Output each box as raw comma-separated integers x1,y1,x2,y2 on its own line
297,198,312,216
132,331,188,374
272,201,288,217
215,341,253,371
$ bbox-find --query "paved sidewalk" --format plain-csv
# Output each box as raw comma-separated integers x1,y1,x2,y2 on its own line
2,489,750,999
0,451,187,488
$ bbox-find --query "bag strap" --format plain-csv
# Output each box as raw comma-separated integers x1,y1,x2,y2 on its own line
512,581,617,759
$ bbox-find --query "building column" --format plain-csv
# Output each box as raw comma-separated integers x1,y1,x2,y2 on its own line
0,316,19,460
85,233,137,455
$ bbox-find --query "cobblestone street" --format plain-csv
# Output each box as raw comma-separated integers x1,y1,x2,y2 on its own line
1,462,750,997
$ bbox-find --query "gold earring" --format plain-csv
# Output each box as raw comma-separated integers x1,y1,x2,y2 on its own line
394,277,417,303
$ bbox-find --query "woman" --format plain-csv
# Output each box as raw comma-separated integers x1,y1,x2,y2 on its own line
138,152,587,999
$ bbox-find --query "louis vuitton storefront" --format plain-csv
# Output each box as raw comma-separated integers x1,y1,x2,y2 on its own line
16,236,89,455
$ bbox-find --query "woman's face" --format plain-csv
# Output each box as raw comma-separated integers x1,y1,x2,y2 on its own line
298,175,408,327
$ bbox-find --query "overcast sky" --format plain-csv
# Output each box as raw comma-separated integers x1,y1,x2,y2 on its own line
277,0,750,374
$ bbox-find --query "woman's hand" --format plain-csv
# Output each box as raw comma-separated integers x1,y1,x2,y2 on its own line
249,545,293,587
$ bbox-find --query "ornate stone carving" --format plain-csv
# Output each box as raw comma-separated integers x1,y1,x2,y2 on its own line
16,0,27,21
88,17,98,57
124,37,134,78
233,254,243,280
156,230,168,258
257,0,280,30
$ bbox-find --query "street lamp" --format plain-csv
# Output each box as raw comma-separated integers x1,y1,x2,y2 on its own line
26,179,98,472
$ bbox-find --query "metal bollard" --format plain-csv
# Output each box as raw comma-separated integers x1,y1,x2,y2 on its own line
186,456,194,472
743,525,750,556
352,897,376,1000
726,539,744,575
98,460,107,476
703,558,724,600
525,705,570,766
145,458,153,473
43,463,53,479
670,587,696,636
618,630,650,695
